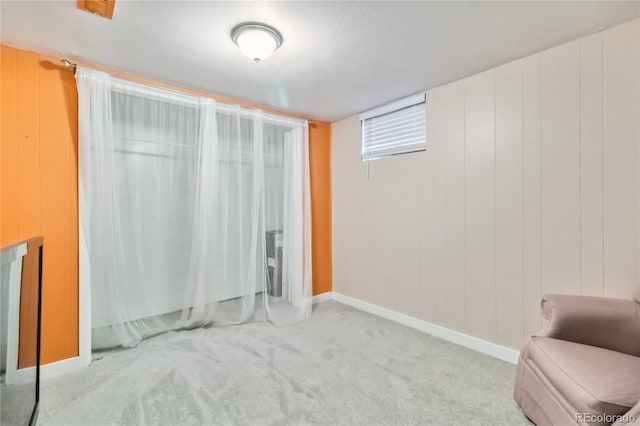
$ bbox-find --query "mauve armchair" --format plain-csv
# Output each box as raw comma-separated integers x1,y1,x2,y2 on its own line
514,290,640,425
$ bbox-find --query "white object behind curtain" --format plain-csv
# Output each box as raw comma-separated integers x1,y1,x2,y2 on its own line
77,68,312,349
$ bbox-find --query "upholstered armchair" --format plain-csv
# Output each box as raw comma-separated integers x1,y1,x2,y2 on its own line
514,289,640,425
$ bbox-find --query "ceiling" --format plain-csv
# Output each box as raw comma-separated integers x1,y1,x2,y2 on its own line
1,1,638,122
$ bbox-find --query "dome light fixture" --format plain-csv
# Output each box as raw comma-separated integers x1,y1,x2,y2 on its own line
231,22,283,63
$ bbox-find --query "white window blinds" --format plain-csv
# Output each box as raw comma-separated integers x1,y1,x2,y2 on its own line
361,93,426,161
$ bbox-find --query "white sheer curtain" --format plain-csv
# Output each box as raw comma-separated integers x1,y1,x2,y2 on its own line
77,68,312,350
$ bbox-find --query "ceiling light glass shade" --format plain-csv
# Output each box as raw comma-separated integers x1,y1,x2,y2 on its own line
231,22,283,63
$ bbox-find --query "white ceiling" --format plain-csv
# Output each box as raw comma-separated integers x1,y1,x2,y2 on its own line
1,1,638,122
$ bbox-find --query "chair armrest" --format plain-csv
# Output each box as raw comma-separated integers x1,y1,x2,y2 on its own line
539,294,640,356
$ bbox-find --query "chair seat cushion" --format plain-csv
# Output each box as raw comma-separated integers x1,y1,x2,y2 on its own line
527,337,640,416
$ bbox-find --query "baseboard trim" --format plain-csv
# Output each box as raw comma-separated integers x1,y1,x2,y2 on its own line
9,291,517,385
327,292,519,364
6,356,89,385
312,291,334,304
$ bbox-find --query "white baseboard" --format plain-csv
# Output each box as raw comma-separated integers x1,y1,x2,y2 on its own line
312,291,334,304
8,290,517,385
5,356,89,385
324,292,519,364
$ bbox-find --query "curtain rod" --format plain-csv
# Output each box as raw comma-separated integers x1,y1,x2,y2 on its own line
61,59,77,71
60,58,319,125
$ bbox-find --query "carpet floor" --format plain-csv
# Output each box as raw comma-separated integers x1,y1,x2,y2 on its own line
2,301,529,425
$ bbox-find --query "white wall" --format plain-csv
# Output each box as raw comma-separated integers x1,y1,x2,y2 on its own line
332,19,640,350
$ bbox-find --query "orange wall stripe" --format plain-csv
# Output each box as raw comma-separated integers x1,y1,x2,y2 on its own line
309,123,333,295
77,0,116,20
1,45,80,363
1,47,19,244
39,58,79,362
15,51,41,240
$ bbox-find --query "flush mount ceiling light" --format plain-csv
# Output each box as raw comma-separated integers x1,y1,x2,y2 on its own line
231,22,283,63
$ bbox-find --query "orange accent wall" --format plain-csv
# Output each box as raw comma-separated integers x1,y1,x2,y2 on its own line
1,44,332,364
309,123,332,295
1,45,80,364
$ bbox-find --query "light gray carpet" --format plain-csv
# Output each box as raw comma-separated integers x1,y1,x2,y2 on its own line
2,301,529,425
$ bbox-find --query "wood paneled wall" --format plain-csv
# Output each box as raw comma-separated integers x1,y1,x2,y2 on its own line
332,19,639,350
1,46,80,364
309,122,333,296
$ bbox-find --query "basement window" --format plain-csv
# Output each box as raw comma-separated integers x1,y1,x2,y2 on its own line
360,93,426,161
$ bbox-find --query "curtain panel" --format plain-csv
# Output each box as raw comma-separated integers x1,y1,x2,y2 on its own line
76,67,312,349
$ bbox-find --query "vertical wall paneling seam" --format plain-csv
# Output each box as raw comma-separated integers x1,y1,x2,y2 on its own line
37,58,42,232
601,34,606,295
437,92,441,317
416,105,425,318
416,165,422,315
636,20,640,288
444,87,449,325
496,69,500,338
8,51,12,241
36,60,42,235
433,92,439,320
73,79,79,353
3,51,7,239
67,80,74,354
13,52,19,243
539,55,543,327
521,61,526,340
578,43,583,295
458,84,468,330
37,59,43,352
16,56,21,238
462,83,467,331
67,70,76,355
433,92,437,319
435,91,441,323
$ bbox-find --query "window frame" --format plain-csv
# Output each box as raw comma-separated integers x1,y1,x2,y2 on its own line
360,93,426,161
